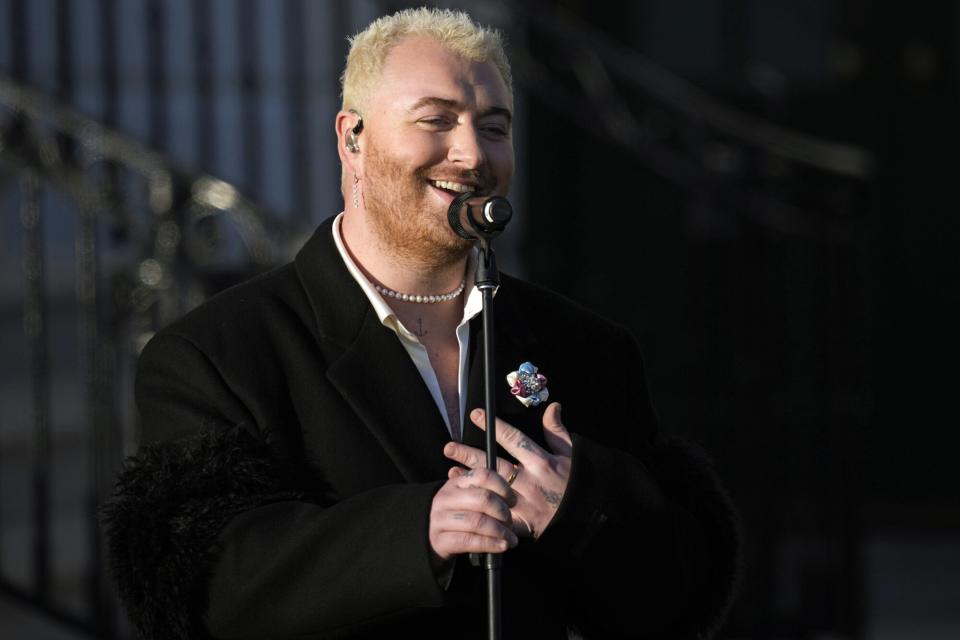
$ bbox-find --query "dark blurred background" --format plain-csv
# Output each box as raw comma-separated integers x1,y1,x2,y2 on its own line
1,0,957,638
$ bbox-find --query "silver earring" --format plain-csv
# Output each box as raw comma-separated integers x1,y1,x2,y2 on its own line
352,177,359,208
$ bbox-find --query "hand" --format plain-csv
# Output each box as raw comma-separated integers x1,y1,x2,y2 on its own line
428,466,519,566
444,402,572,539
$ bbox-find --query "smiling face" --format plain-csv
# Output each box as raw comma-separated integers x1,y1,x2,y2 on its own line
357,37,514,269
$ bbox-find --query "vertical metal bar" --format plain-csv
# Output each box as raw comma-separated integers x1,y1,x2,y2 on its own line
54,0,80,181
100,0,119,129
77,194,98,628
146,0,168,151
21,172,51,602
99,0,122,240
0,0,32,581
55,0,74,100
75,5,122,624
237,0,262,198
10,0,28,82
77,190,115,636
193,0,217,171
720,0,750,84
283,0,311,223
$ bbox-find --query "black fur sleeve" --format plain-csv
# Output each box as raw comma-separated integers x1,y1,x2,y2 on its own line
99,423,301,640
645,436,742,639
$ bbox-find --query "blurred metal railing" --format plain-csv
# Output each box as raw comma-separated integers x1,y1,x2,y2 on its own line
0,72,306,638
512,1,875,246
0,0,348,634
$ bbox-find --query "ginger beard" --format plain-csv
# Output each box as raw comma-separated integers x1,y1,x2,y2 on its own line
361,137,488,271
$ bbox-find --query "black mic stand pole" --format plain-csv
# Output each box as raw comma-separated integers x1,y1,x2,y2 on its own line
475,237,502,640
448,191,512,640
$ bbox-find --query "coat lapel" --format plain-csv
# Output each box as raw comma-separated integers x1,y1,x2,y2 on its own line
295,218,451,483
326,309,452,483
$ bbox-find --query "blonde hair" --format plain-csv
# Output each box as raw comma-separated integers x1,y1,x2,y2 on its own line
340,7,512,113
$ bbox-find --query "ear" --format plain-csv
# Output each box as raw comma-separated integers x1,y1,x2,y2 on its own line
335,109,364,177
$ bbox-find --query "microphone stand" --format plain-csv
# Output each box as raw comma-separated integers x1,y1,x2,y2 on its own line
475,238,501,640
448,192,512,640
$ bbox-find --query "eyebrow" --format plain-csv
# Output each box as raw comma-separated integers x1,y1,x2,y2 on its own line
407,96,512,124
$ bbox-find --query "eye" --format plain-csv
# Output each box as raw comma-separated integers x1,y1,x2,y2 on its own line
481,123,510,139
418,116,453,129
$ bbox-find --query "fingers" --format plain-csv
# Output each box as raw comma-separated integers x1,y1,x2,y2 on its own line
541,403,573,458
432,530,514,558
438,508,518,546
468,404,572,462
443,441,485,470
429,476,519,560
461,406,573,541
458,466,518,506
444,442,518,489
438,486,512,530
468,408,546,466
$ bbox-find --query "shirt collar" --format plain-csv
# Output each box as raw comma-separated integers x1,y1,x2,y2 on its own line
331,212,484,333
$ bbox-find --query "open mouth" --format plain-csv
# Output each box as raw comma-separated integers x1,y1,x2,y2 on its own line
428,179,477,199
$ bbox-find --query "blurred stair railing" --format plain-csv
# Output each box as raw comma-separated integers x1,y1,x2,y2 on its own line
0,72,307,638
512,1,876,244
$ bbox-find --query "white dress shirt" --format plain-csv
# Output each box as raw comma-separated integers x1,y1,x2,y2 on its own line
331,212,483,440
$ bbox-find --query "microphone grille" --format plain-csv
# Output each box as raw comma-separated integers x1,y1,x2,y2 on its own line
447,191,477,239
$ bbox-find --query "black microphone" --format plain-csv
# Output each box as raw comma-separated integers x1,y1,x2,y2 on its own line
447,192,513,240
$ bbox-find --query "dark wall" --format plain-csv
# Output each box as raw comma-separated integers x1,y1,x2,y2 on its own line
519,0,959,635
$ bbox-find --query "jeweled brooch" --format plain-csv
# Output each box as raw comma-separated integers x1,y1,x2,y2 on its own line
507,361,549,407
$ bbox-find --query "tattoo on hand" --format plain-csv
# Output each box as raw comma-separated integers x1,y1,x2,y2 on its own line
452,512,466,521
517,437,535,451
463,469,475,477
538,485,562,509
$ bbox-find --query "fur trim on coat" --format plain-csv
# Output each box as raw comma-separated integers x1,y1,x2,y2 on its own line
100,423,301,640
647,437,742,639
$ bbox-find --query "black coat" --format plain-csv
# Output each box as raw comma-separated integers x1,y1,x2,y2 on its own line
101,217,740,639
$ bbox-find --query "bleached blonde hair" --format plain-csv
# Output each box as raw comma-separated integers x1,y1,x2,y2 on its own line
340,7,512,113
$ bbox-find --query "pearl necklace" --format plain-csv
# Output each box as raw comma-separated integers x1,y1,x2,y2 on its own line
374,278,466,304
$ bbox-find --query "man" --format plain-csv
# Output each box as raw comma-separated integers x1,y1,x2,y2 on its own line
102,8,739,639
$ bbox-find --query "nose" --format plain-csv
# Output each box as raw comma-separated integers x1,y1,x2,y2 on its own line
447,124,486,170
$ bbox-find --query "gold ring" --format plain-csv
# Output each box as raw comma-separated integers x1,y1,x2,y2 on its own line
506,464,520,486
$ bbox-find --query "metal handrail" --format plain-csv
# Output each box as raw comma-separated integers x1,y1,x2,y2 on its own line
0,72,306,639
0,73,304,271
517,3,876,180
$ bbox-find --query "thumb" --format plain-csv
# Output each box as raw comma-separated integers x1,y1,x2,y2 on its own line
542,402,572,457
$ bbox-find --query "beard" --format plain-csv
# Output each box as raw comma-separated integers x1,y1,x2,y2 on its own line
361,141,478,271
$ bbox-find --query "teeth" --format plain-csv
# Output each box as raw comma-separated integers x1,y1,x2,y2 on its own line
431,180,473,193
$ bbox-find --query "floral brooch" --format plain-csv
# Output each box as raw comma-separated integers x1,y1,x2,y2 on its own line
507,361,549,407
